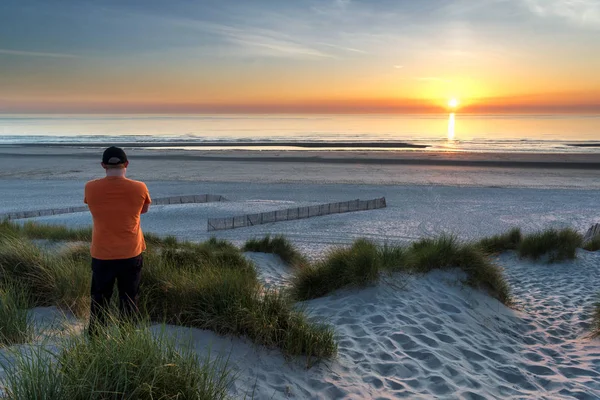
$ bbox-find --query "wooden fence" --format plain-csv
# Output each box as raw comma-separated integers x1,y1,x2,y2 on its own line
207,197,386,231
0,194,226,221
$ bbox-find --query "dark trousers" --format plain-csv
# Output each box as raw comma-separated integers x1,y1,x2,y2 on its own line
88,254,143,335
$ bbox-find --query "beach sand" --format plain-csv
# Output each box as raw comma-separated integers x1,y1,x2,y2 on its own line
1,145,600,398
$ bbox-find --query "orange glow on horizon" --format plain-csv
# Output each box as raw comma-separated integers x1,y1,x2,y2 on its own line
1,91,599,114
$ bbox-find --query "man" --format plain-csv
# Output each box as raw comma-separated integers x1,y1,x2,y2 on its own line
84,146,151,334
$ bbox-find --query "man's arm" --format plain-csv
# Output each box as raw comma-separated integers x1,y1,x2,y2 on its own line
141,184,151,214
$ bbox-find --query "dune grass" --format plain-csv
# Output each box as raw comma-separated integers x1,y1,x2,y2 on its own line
474,226,586,262
0,220,173,248
406,235,511,304
0,320,233,400
292,239,382,301
379,243,406,270
0,237,90,318
584,235,600,252
143,231,170,247
142,241,336,364
518,228,583,262
0,220,92,242
0,231,336,364
292,235,512,305
0,281,33,347
243,235,308,267
476,228,522,254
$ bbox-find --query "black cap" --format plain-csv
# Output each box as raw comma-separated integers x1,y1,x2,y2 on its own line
102,146,128,165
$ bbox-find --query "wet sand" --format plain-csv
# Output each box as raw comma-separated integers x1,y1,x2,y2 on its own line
1,145,599,188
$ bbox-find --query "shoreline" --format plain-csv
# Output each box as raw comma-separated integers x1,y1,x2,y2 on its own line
8,141,430,149
1,145,600,169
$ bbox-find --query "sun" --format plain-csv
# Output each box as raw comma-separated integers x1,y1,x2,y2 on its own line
448,98,460,109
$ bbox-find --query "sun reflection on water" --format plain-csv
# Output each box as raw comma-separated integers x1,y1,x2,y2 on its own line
448,112,456,142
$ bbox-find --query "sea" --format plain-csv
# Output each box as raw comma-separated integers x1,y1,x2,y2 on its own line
0,113,599,153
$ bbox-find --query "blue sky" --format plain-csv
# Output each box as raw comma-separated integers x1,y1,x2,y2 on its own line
1,0,599,113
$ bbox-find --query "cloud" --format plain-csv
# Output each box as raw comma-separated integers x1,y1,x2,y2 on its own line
522,0,600,28
0,48,80,58
316,42,367,54
394,65,404,69
134,14,334,59
202,24,333,59
228,34,331,58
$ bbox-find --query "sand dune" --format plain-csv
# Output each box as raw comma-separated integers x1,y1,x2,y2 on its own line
211,251,600,398
3,250,599,399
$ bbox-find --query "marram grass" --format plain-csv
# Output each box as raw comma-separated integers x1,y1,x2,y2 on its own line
476,228,522,254
244,235,308,267
0,281,33,347
292,235,512,305
518,228,583,262
584,235,600,252
0,319,233,400
0,232,336,363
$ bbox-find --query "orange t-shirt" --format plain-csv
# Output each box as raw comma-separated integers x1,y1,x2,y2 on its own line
84,177,151,260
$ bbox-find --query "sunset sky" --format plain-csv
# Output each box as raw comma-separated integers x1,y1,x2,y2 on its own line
1,0,599,114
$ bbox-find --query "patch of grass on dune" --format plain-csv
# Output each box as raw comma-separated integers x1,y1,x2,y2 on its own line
41,257,90,317
0,281,33,347
59,243,92,263
143,232,168,247
378,243,407,271
584,235,600,252
406,235,511,304
406,235,462,273
454,245,512,305
477,228,522,254
158,240,255,275
0,232,336,363
292,239,383,301
142,242,336,363
0,220,21,240
243,235,308,267
1,220,165,247
0,237,50,298
292,235,511,305
17,221,92,242
0,320,233,400
518,228,583,262
0,237,90,318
